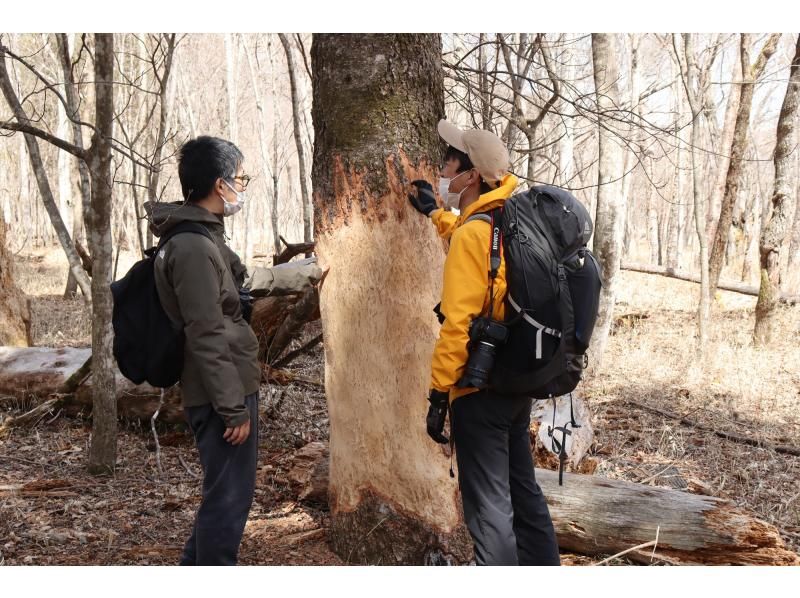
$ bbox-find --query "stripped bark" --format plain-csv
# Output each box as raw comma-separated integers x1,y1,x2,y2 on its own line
312,34,472,565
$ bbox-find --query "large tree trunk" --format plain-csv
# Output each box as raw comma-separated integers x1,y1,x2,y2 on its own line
86,34,117,475
709,34,780,294
311,34,472,565
588,33,626,371
279,34,313,246
754,35,800,345
0,48,92,301
0,213,31,346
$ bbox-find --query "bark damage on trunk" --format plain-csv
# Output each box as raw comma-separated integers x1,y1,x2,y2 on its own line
311,34,472,564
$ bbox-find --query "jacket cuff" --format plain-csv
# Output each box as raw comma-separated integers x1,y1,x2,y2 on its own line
221,407,250,428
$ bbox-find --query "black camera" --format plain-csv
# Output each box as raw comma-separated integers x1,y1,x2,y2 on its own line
457,317,508,389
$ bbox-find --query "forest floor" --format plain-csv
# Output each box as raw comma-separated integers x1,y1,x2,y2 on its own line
1,249,799,565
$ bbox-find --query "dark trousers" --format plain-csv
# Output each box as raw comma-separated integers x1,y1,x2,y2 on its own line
451,391,560,566
179,393,259,566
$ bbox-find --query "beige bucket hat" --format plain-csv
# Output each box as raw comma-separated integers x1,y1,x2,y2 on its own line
437,119,510,183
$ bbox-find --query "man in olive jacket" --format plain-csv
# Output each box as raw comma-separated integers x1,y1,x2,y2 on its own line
144,136,260,566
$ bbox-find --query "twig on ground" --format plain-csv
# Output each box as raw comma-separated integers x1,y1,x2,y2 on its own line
178,454,200,480
594,526,660,566
150,389,165,476
272,334,323,369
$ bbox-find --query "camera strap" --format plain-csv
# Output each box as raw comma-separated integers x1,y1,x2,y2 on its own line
467,208,504,319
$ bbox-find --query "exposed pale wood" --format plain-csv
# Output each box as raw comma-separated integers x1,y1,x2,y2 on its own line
312,34,471,565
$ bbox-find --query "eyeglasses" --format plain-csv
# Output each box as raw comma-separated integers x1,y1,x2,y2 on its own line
232,174,252,190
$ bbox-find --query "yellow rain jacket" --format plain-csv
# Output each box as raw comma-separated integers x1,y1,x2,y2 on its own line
428,174,518,402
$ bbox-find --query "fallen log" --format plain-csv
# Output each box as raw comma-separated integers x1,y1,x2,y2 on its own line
288,440,799,565
621,262,800,305
0,347,316,424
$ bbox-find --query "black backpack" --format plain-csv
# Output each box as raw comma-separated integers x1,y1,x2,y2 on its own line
475,185,602,400
110,222,212,388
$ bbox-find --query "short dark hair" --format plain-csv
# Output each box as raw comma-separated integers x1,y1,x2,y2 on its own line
178,136,243,202
444,145,495,194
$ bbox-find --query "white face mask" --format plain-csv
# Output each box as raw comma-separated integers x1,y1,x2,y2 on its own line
438,170,471,209
221,179,246,217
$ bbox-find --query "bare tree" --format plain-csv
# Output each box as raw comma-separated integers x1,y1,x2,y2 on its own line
709,33,781,293
588,33,626,370
56,33,93,297
0,43,92,300
754,34,800,345
86,33,117,474
278,33,312,245
674,34,718,351
0,33,140,473
145,34,178,249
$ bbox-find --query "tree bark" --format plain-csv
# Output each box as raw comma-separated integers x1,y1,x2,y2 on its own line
588,33,626,371
279,34,313,246
0,213,31,346
709,33,781,293
86,33,117,475
0,47,92,301
311,34,472,565
754,34,800,345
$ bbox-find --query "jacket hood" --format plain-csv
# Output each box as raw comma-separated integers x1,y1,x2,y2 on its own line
457,173,519,225
143,200,224,238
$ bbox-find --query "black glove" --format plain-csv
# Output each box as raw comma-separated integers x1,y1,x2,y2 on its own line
239,287,254,324
408,180,438,217
426,389,450,444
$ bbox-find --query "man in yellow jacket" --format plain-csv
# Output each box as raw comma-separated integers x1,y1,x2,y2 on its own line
408,121,560,566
